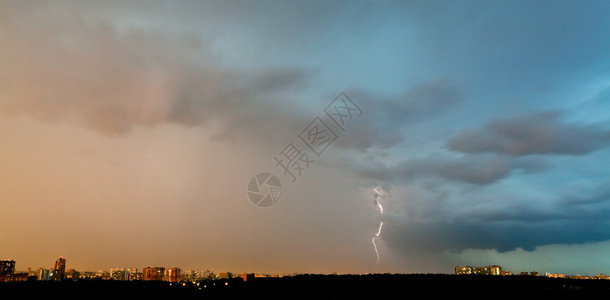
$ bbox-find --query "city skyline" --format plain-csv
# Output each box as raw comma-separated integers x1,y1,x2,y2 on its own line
1,1,610,276
7,255,610,281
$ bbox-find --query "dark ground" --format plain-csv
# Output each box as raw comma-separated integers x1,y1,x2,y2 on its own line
3,274,610,298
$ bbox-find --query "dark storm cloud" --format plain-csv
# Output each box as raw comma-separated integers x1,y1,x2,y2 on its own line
380,177,610,254
447,111,610,156
383,218,610,253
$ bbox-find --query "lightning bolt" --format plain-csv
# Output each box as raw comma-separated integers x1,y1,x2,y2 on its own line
375,221,384,236
372,221,383,264
372,238,379,264
372,186,385,265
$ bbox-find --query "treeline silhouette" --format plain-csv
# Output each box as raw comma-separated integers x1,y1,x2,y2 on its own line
2,274,610,298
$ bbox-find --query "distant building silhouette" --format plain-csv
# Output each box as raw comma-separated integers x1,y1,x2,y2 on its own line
143,267,165,281
455,265,502,275
37,268,50,281
490,265,502,275
111,267,126,280
95,269,110,279
143,267,153,280
547,273,565,278
65,268,80,281
126,267,138,280
0,260,15,275
166,268,181,282
455,266,472,275
153,267,165,281
0,260,22,282
52,257,66,281
473,266,491,275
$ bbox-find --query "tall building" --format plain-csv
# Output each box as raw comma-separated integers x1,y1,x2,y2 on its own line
165,268,181,283
110,267,126,280
52,257,66,281
126,267,138,281
490,265,502,276
37,268,50,281
130,272,143,281
143,267,153,281
153,267,165,281
0,260,16,275
180,270,194,282
143,267,165,281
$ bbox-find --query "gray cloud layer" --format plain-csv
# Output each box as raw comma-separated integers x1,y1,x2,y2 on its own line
447,111,610,156
339,79,462,151
0,4,314,143
357,153,550,186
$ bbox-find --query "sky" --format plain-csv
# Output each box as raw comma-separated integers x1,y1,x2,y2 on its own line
1,0,610,275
